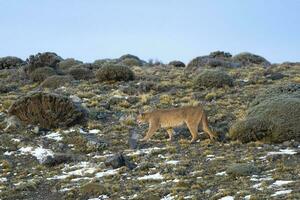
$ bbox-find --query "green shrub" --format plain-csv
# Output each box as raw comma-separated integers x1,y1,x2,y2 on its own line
29,67,57,82
121,58,142,67
58,58,83,73
229,95,300,143
119,54,140,61
40,75,74,89
232,52,271,67
168,60,185,68
96,64,135,82
193,70,233,88
0,56,25,70
25,52,62,74
68,66,94,80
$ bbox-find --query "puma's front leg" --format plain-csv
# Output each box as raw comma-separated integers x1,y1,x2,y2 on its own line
166,128,174,141
141,121,159,141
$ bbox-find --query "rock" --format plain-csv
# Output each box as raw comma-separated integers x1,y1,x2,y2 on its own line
84,134,107,151
41,153,80,166
226,163,260,177
105,153,136,170
265,72,285,80
128,130,139,149
8,92,87,129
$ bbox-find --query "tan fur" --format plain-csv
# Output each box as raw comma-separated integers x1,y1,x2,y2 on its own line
137,105,217,142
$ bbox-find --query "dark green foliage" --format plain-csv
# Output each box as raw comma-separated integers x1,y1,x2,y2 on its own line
68,65,95,80
230,95,300,143
40,75,74,89
0,83,17,93
58,58,83,73
227,163,260,177
8,92,87,129
193,70,233,88
96,64,135,82
29,67,57,82
0,56,25,70
25,52,62,74
232,52,271,67
168,60,185,68
121,58,142,67
209,51,232,58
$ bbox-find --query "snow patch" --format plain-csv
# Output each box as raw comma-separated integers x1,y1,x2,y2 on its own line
244,195,251,200
126,147,167,156
271,190,292,197
44,132,62,141
88,195,109,200
138,173,164,180
165,160,179,165
161,194,176,200
89,129,101,134
95,169,120,178
219,196,234,200
269,180,294,188
216,171,227,176
0,177,7,182
19,146,54,163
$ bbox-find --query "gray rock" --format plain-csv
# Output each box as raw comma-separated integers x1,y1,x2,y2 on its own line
105,153,137,170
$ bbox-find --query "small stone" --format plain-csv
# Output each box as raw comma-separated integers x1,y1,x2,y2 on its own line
105,153,136,170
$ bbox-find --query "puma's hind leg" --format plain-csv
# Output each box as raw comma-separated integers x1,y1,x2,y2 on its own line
166,128,174,141
186,121,199,143
202,113,217,141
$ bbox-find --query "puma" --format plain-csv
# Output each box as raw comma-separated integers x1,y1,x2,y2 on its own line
137,105,217,143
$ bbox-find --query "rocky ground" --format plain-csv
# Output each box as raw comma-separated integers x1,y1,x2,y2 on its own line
0,52,300,200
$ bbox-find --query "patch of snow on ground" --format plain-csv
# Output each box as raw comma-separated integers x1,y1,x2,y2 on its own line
0,177,7,182
219,196,234,200
44,132,62,141
95,169,120,178
165,160,179,165
268,180,294,188
252,182,263,190
126,147,167,156
271,189,292,197
244,195,251,200
268,149,297,155
19,146,54,163
137,172,164,180
11,138,21,142
89,129,101,134
250,175,273,181
161,194,176,200
88,195,109,200
4,151,14,156
216,171,227,176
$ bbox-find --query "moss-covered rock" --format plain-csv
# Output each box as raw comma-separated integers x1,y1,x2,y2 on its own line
168,60,185,68
40,75,74,89
8,92,87,129
29,67,57,82
25,52,62,74
193,70,234,88
0,56,26,70
96,64,135,82
232,52,271,67
230,95,300,143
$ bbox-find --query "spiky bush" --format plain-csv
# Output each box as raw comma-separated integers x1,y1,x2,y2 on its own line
121,58,142,67
229,95,300,143
168,60,185,68
58,58,83,73
0,56,25,70
68,65,95,80
40,75,74,89
232,52,271,67
8,92,87,129
29,67,57,82
25,52,62,74
193,70,233,88
96,64,135,82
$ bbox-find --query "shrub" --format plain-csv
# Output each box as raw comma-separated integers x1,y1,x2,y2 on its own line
119,54,140,61
96,64,135,82
193,70,233,88
232,52,271,67
40,75,74,89
25,52,62,74
229,94,300,143
0,56,25,70
68,65,95,80
93,59,118,68
29,67,57,82
121,58,142,67
58,58,83,73
168,60,185,68
8,92,87,129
